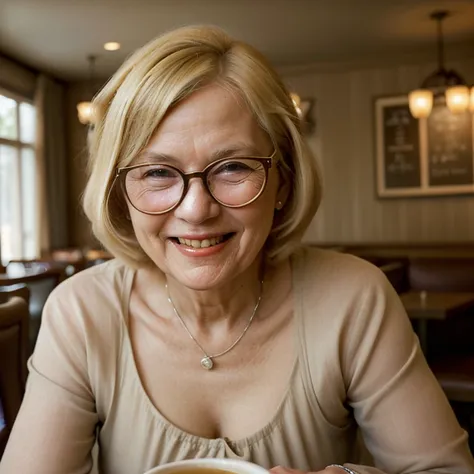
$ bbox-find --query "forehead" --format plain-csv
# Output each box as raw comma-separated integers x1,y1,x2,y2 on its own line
139,84,271,164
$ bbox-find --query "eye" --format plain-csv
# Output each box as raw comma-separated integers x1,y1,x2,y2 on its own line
130,165,180,181
126,164,182,186
144,166,179,179
213,160,255,174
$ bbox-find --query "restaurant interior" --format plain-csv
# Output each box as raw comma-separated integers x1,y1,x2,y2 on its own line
1,0,474,462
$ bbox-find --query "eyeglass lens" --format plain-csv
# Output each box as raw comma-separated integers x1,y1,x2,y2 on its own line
124,158,267,213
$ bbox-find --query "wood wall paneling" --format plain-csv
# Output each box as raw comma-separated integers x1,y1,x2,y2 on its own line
285,57,474,245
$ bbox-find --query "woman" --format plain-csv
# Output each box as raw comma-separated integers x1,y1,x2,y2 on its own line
1,25,473,474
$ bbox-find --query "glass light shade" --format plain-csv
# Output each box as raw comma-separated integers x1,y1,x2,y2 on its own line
446,85,470,113
104,42,121,51
408,89,433,118
470,87,474,113
77,101,96,125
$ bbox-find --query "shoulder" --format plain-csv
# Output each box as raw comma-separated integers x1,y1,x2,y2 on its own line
292,247,413,383
38,259,133,380
48,259,131,306
291,246,402,337
32,260,134,410
293,245,388,292
43,259,133,332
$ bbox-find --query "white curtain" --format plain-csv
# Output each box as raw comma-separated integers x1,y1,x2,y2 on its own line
34,74,68,256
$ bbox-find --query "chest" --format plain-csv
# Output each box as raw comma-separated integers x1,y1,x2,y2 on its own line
128,295,295,441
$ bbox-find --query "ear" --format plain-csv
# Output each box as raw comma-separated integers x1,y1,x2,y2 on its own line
275,177,290,211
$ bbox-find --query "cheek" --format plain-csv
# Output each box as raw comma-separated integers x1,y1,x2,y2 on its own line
129,210,167,242
239,190,278,239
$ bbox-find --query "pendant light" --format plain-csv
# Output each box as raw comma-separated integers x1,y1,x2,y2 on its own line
77,55,97,125
408,11,470,119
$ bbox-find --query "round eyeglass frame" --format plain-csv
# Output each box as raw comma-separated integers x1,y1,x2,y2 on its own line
111,149,276,215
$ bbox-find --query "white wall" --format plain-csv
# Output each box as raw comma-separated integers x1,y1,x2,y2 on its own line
283,56,474,244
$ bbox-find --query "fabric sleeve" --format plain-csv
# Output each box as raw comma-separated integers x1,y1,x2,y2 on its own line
342,265,474,474
0,286,99,474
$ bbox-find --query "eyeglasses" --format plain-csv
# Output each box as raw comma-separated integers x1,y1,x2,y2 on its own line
114,150,275,215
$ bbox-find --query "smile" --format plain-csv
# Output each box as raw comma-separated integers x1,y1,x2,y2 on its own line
174,233,234,249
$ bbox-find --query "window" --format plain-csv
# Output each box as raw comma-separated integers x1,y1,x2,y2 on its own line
0,89,37,263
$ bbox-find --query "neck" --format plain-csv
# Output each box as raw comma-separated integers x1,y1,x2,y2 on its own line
165,258,264,330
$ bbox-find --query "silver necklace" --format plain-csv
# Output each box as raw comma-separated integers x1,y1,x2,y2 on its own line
166,281,263,370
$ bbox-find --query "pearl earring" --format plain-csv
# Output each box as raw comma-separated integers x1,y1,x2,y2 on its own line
276,200,283,210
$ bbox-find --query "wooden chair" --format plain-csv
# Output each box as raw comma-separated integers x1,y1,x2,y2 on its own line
3,263,63,352
0,296,29,458
0,284,30,306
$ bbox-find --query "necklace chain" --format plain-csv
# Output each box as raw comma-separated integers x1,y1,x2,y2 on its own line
166,281,263,370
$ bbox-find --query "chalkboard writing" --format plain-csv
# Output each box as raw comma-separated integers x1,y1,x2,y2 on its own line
383,105,421,189
427,106,473,186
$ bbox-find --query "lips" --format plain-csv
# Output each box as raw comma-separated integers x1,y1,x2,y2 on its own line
172,233,234,249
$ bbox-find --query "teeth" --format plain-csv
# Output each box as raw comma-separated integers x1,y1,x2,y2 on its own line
177,236,225,248
201,239,211,248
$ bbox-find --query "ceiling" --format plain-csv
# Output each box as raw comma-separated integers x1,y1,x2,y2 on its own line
1,0,474,81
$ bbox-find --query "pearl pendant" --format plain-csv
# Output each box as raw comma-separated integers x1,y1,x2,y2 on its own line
201,356,214,370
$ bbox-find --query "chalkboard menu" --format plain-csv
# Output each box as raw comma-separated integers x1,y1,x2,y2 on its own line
382,104,421,189
427,106,473,186
375,95,474,198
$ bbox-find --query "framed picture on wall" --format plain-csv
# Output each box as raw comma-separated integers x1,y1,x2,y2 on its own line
374,95,474,198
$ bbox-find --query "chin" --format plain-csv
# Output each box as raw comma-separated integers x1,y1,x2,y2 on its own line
167,265,235,291
165,250,260,291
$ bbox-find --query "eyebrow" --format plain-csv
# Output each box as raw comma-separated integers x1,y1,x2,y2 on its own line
134,144,269,165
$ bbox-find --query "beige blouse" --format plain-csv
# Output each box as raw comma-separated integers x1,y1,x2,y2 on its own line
1,247,473,474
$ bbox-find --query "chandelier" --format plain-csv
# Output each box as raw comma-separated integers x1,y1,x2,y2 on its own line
408,10,474,119
77,55,97,125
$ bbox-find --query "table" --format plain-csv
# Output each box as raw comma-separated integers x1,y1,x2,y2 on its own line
0,265,48,285
400,291,474,355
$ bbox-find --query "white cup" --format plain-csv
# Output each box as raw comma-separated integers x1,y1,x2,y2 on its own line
144,458,269,474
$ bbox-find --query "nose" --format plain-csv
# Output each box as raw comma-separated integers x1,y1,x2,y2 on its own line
173,177,220,223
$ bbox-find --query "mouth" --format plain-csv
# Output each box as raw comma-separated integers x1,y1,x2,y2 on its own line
170,233,235,249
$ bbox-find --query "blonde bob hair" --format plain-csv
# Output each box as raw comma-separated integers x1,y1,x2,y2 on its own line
83,25,322,268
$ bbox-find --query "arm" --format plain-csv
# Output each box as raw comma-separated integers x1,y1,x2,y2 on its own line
0,287,99,474
342,267,474,474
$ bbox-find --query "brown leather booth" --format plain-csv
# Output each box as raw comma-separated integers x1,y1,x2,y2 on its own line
408,257,474,293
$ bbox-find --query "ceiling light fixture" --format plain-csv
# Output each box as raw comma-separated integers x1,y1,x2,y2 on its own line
104,42,121,51
408,10,471,119
290,92,314,133
77,55,97,125
291,93,303,118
